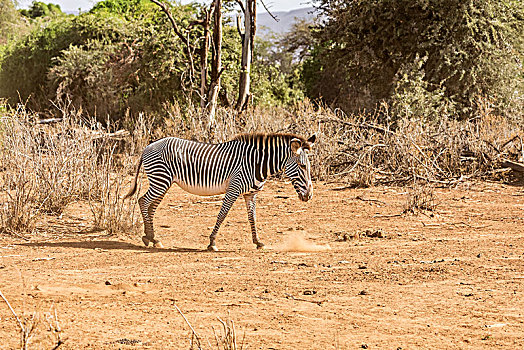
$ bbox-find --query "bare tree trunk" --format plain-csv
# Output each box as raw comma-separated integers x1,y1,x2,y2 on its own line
207,0,222,126
200,8,212,110
236,0,256,111
199,9,211,109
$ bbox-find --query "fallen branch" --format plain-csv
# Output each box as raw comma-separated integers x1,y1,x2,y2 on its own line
354,195,386,205
0,289,24,332
173,304,203,348
501,159,524,173
284,293,323,306
372,213,403,218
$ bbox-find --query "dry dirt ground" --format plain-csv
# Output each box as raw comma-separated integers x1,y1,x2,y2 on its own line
1,180,523,349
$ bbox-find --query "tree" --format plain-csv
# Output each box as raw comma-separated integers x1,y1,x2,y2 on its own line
150,0,224,125
235,0,256,111
207,0,223,125
306,0,524,120
19,1,64,18
0,0,23,44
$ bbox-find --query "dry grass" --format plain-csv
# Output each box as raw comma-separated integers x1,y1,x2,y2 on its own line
174,304,245,350
0,289,63,350
404,185,438,214
1,99,522,236
0,104,147,237
157,100,523,186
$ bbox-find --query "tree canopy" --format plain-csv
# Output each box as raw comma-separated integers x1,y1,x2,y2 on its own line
305,0,524,120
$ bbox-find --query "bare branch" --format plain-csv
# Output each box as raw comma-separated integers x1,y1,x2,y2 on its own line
0,289,24,333
236,14,244,39
173,304,202,347
235,0,245,14
149,0,192,49
259,0,279,22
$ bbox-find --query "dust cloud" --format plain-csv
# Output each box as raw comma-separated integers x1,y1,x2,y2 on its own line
276,233,331,252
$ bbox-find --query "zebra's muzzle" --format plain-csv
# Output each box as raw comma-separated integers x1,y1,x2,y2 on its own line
298,189,312,202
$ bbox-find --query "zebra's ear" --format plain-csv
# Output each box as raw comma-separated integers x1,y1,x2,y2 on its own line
290,138,302,155
307,134,316,145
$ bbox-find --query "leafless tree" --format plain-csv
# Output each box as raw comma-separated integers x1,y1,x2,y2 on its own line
235,0,256,112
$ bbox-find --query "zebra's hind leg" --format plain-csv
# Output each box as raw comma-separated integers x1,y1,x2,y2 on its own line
244,193,264,249
208,191,240,251
138,187,169,248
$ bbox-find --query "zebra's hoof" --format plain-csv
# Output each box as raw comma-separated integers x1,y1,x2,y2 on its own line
207,245,218,252
153,241,164,249
142,236,151,247
256,243,266,250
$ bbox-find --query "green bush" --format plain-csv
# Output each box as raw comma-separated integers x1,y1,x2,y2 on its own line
0,0,27,45
306,0,524,120
19,1,64,19
0,0,308,123
0,13,134,111
0,4,194,122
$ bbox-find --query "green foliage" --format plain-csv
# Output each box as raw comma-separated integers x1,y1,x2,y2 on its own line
250,24,311,106
20,1,64,18
90,0,146,15
307,0,524,120
48,39,121,118
89,0,157,19
0,3,203,122
0,13,135,112
0,0,25,44
0,0,309,122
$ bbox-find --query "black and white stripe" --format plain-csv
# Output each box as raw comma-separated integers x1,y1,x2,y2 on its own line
125,133,316,251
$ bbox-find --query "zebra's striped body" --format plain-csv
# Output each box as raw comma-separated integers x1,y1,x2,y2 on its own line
126,133,316,251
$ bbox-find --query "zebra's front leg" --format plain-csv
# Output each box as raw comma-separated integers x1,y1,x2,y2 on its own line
208,191,240,251
244,193,264,249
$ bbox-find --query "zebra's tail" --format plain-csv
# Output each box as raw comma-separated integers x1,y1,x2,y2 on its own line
124,156,143,199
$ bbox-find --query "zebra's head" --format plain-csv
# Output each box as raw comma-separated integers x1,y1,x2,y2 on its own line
284,134,316,202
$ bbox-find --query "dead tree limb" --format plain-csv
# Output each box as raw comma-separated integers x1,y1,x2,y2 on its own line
259,0,279,22
207,0,223,126
149,0,191,48
149,0,196,83
501,160,524,173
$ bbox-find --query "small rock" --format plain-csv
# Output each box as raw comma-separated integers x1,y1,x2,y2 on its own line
359,290,369,296
303,290,317,296
215,287,224,292
361,344,368,349
485,323,506,328
358,265,367,269
114,339,141,345
105,281,112,286
477,253,481,258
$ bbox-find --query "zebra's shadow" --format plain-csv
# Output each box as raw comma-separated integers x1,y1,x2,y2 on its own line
19,240,208,253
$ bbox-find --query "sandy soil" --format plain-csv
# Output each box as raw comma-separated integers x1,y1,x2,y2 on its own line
1,180,523,349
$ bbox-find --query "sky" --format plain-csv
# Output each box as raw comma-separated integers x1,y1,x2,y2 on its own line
17,0,312,13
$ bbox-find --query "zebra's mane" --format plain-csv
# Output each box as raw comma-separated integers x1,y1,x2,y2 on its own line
231,133,306,145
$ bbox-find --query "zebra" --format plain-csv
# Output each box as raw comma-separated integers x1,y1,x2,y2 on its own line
125,133,316,251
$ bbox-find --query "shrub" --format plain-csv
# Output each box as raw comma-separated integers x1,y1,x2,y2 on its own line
0,104,144,236
0,13,134,112
306,0,524,120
